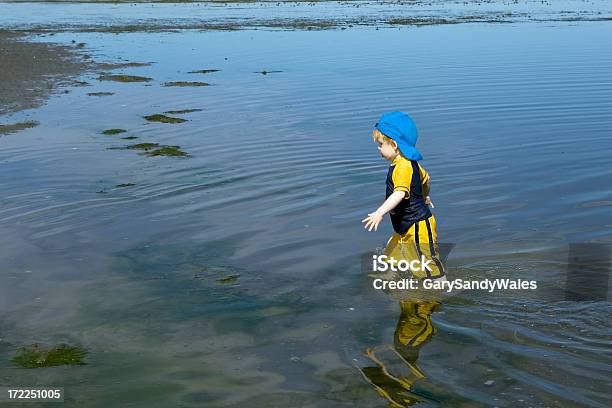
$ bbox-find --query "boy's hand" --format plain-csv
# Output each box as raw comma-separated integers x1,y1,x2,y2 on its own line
425,196,435,208
362,211,383,231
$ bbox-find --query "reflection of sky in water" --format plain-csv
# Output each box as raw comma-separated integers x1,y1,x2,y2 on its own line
1,16,611,408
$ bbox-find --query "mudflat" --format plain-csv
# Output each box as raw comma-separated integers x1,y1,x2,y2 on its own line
0,30,91,116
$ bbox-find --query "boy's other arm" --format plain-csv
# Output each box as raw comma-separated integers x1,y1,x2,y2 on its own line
422,175,430,197
420,166,434,208
362,191,406,231
423,177,434,207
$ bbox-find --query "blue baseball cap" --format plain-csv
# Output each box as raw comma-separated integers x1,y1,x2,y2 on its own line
374,111,423,161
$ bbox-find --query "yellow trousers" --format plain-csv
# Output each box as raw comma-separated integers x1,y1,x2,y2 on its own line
384,215,446,279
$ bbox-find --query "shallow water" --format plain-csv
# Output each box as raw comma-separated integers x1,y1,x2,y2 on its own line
1,0,612,31
1,4,612,407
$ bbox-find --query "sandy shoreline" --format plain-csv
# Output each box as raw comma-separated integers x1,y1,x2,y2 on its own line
0,30,92,119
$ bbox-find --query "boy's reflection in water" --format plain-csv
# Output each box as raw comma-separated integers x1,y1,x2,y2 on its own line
361,299,441,407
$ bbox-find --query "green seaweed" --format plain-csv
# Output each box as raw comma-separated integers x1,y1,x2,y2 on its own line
143,146,189,157
216,274,240,284
163,81,210,87
187,69,220,74
125,143,160,150
115,183,135,188
143,114,187,124
98,74,153,83
163,109,203,114
87,92,114,96
12,344,87,368
98,62,153,69
121,136,139,140
0,121,39,136
102,128,126,135
108,142,159,151
108,141,189,157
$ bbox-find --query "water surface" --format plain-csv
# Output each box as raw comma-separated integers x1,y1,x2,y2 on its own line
1,5,611,407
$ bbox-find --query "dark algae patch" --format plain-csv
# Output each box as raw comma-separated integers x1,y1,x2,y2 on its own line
143,114,187,124
0,121,39,136
255,70,283,75
188,69,220,74
102,128,126,135
108,142,158,151
12,344,87,368
115,183,135,188
109,143,189,157
125,142,160,150
121,136,139,140
216,274,240,284
144,146,189,157
388,17,458,26
98,74,153,83
87,92,114,96
163,109,203,114
163,81,210,87
98,62,153,69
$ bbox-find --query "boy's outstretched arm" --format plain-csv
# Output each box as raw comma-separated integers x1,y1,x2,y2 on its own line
362,191,406,231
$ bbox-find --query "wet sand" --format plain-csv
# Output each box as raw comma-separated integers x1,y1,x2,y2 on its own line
0,30,92,119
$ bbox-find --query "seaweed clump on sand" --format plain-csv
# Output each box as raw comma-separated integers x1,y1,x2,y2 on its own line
87,92,114,97
163,109,202,114
188,69,220,74
0,121,39,136
98,74,153,83
12,344,87,368
102,128,126,135
163,81,210,87
143,114,187,124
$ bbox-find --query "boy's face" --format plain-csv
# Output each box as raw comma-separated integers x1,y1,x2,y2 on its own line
378,139,398,161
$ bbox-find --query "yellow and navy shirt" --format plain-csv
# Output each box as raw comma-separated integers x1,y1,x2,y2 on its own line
386,155,432,234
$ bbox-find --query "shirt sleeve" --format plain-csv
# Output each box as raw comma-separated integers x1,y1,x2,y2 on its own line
392,160,413,198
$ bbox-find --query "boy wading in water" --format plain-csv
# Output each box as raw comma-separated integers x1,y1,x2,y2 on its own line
363,112,446,282
360,112,446,406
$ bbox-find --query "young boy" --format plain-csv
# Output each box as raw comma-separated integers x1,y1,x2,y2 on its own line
362,111,446,281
